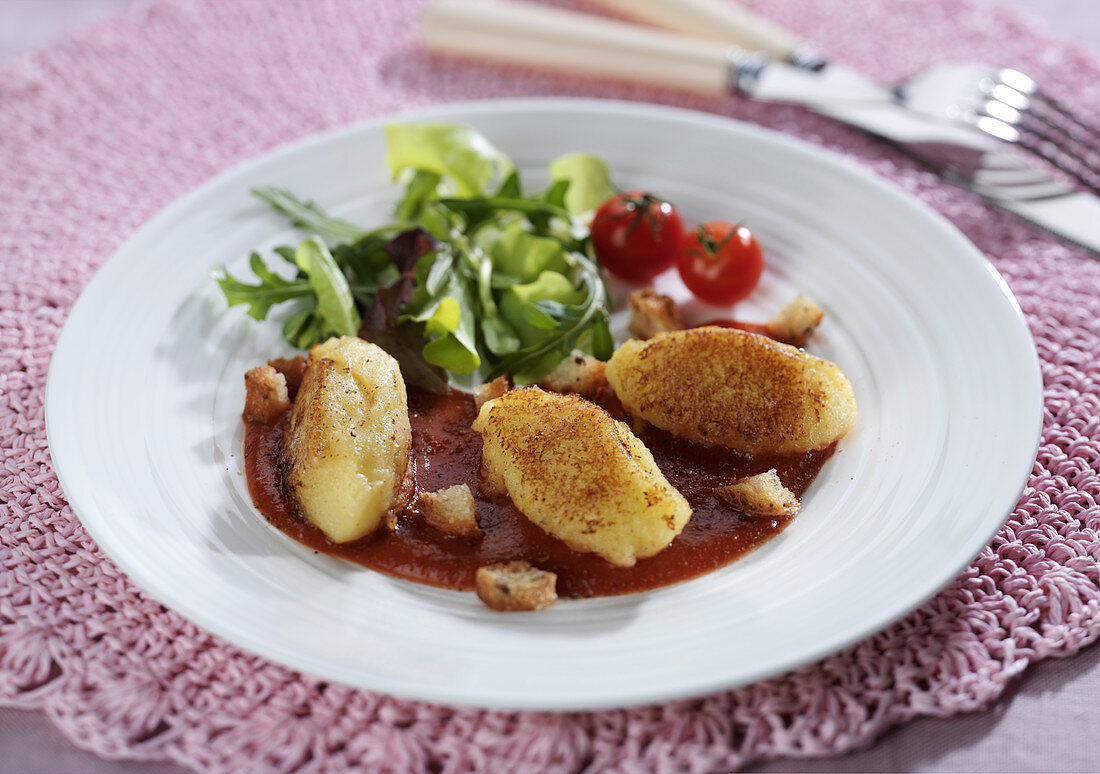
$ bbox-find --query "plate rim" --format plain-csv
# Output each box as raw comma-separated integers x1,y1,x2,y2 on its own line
45,97,1044,710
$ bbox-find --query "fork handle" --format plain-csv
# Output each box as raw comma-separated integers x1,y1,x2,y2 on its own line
585,0,808,63
421,0,748,96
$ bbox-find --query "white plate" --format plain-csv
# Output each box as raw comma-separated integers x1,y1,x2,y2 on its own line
46,99,1042,711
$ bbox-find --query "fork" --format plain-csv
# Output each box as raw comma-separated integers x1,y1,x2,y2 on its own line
894,63,1100,196
422,0,1076,204
587,0,1100,196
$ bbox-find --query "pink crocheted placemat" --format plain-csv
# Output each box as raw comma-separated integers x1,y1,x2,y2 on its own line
2,0,1099,771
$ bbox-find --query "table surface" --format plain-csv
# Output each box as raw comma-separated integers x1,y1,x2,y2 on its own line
3,1,1100,773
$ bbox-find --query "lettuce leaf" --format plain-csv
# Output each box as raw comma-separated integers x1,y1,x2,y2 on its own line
548,153,616,215
385,122,513,197
489,222,571,283
401,250,481,374
221,123,617,385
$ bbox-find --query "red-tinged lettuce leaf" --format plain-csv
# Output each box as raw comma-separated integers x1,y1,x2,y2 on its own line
359,229,449,393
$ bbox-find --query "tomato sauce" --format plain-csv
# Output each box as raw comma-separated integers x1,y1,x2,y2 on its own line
244,383,835,598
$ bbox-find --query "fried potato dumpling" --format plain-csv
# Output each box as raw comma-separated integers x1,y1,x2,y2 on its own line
471,388,691,567
606,327,857,455
281,336,411,543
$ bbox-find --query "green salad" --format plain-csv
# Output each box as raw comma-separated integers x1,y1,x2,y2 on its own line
217,122,618,391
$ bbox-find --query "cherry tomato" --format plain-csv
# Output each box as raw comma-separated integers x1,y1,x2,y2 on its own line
677,221,764,305
591,191,685,284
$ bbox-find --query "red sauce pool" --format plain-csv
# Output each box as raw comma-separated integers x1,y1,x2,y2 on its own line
244,384,835,598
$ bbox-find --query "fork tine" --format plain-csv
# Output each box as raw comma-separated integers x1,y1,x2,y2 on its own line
973,68,1100,194
997,69,1100,145
993,121,1100,196
988,80,1100,158
966,151,1074,201
973,165,1056,187
974,101,1100,196
970,178,1075,201
1030,90,1100,146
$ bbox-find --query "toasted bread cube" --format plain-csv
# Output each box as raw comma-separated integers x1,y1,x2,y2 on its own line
268,356,307,398
765,294,825,348
537,350,607,398
715,469,800,518
627,288,684,340
417,484,482,537
473,375,510,412
243,365,291,422
476,561,558,611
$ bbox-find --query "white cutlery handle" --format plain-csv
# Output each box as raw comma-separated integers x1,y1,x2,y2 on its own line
586,0,808,63
421,0,747,96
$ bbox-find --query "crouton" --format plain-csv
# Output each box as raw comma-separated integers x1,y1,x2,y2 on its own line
537,350,607,398
475,561,558,611
473,375,510,412
715,469,800,518
765,294,824,348
243,365,291,423
417,484,482,537
627,288,683,340
268,356,307,397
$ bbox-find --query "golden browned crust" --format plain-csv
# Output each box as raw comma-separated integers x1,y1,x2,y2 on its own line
606,327,857,455
243,365,291,422
417,484,482,538
715,469,800,517
537,350,608,399
765,294,825,348
471,388,691,567
473,375,510,412
626,287,684,340
279,337,412,544
475,561,558,611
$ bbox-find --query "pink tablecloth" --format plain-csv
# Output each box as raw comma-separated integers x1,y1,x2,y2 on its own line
2,0,1099,771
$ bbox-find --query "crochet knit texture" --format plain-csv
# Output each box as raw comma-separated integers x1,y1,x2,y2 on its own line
1,0,1099,771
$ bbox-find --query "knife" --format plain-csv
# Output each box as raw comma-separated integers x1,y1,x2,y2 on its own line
581,0,1100,254
420,0,1100,254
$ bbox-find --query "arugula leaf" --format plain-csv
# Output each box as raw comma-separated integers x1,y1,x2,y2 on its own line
393,169,453,239
222,124,618,387
252,187,365,243
587,314,615,361
216,252,312,320
495,170,523,199
332,231,400,285
437,196,572,230
282,302,324,350
294,236,361,338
